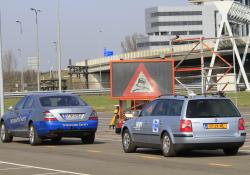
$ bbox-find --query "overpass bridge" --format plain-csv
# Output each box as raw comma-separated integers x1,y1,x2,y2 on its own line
76,36,250,73
75,36,250,90
75,1,250,92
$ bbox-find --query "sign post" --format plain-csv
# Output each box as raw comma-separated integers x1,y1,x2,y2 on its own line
110,59,174,134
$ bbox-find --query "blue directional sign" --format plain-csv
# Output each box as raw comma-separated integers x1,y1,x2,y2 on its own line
104,48,114,57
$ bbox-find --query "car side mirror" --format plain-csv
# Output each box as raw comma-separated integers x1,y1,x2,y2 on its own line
8,106,14,111
132,110,141,118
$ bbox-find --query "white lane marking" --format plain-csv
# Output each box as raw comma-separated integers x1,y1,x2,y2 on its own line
86,150,102,153
240,149,250,153
0,167,31,171
208,163,232,167
242,145,250,148
141,156,161,160
97,136,121,139
98,118,112,120
32,172,63,175
95,137,121,142
96,135,121,138
0,161,90,175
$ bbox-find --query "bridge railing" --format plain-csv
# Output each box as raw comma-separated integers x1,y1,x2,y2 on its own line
76,36,248,69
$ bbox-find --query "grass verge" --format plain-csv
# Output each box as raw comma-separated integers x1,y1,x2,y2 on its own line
80,95,118,112
3,95,118,112
2,92,250,113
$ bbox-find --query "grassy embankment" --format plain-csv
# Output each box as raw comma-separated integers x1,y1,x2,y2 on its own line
2,92,250,113
4,95,118,112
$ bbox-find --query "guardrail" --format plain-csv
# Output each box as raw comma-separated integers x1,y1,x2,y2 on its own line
4,86,198,98
4,88,111,98
3,83,249,98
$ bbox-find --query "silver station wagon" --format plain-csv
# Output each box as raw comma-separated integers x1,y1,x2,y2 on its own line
121,94,246,157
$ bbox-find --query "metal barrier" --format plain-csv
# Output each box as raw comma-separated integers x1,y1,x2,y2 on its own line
4,88,111,98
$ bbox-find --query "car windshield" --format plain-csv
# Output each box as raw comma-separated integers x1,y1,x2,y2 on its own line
39,96,86,107
186,99,241,118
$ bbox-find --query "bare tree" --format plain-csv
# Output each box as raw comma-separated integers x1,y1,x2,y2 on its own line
121,33,144,53
2,50,17,73
1,50,18,91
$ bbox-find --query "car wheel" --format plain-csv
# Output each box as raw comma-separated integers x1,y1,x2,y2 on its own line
0,122,13,143
51,137,62,142
81,133,95,144
161,132,176,157
122,129,136,153
223,147,239,156
29,124,41,146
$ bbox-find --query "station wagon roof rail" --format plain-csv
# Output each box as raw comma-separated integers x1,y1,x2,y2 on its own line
158,94,188,99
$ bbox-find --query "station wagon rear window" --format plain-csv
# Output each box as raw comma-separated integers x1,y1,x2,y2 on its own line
186,99,241,118
40,96,86,107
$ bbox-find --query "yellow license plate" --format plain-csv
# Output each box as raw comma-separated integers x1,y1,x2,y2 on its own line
206,123,228,129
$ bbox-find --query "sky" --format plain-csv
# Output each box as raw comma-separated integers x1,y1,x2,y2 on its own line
0,0,187,71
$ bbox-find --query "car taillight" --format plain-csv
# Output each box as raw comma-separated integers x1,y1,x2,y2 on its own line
180,119,192,132
239,118,245,131
89,110,98,120
43,111,57,121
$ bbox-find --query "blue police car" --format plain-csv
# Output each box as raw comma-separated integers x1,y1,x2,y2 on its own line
0,93,98,145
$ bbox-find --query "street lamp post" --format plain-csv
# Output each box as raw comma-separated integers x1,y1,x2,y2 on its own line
98,29,103,90
57,0,62,92
30,8,41,92
0,11,4,116
16,20,24,92
15,20,23,34
17,49,24,91
53,41,57,80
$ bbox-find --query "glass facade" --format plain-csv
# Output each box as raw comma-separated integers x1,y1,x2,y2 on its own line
151,21,203,27
151,11,202,17
137,41,170,48
189,30,203,35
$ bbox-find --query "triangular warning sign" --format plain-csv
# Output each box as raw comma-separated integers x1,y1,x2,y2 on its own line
131,72,153,93
123,63,161,98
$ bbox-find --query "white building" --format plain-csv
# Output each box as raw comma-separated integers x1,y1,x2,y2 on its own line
137,0,250,50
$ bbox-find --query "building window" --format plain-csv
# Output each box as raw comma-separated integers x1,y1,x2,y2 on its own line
151,11,202,17
161,32,168,36
151,21,202,27
137,41,170,48
189,30,203,35
171,31,188,35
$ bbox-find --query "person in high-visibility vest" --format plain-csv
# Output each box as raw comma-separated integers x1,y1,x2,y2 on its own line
109,105,119,129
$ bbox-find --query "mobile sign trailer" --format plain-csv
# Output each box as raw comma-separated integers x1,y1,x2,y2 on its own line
110,59,175,133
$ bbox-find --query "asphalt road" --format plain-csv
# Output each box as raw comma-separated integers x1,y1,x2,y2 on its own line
0,108,250,175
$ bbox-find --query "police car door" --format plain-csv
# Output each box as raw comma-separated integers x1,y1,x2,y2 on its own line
18,96,34,136
10,97,27,134
134,100,158,144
